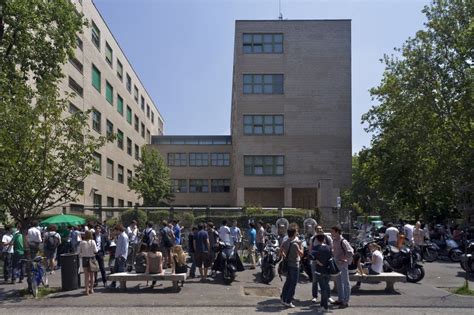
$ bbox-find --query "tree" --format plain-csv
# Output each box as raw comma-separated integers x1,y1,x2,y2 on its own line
0,1,106,231
361,0,473,222
129,146,173,206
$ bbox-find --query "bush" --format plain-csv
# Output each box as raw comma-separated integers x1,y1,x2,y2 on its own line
120,209,147,229
174,211,194,228
147,210,170,227
105,217,119,228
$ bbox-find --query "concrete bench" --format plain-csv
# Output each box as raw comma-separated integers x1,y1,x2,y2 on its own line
108,272,187,291
331,272,406,293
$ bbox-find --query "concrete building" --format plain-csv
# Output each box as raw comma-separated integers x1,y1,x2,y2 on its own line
61,0,164,218
151,20,352,225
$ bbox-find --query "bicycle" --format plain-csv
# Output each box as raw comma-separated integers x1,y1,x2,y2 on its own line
21,256,49,297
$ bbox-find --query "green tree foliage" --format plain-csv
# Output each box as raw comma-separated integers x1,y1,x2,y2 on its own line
121,208,147,228
0,0,106,229
129,147,173,206
359,0,473,221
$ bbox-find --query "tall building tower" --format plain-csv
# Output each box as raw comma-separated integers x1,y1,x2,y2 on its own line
61,0,164,218
231,20,351,222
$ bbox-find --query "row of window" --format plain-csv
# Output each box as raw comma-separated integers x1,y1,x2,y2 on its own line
92,152,134,184
171,179,230,193
243,74,283,94
167,153,230,167
243,33,283,54
92,193,133,209
244,115,284,135
244,155,285,176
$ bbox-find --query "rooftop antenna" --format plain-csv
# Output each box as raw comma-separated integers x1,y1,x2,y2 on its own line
278,0,283,20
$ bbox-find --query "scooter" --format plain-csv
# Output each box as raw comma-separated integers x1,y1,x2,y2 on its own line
212,241,244,284
383,245,425,283
416,241,439,262
460,240,474,273
260,234,280,284
431,237,463,262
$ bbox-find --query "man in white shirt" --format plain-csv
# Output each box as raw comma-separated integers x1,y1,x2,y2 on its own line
218,220,233,246
230,220,242,250
403,222,414,246
385,223,399,246
142,222,156,247
2,225,14,282
27,221,42,258
127,220,139,245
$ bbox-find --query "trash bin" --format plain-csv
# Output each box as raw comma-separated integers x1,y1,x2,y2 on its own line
60,253,80,291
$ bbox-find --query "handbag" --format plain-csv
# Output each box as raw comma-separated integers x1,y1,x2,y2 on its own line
89,257,99,272
328,258,340,275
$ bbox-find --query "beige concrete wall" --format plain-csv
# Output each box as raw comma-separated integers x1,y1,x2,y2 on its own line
54,0,164,215
231,20,352,207
244,188,284,208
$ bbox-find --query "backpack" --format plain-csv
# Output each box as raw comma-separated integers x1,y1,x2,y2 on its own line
142,229,153,246
161,228,173,248
45,232,59,251
135,253,147,273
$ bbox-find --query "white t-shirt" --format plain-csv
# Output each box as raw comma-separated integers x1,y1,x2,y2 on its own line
28,227,42,243
371,250,384,273
230,226,242,243
218,226,233,245
2,234,14,253
404,224,414,242
385,227,399,243
127,226,138,244
78,240,98,258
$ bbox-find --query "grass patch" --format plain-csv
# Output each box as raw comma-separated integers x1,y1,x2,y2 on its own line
19,287,60,298
453,282,474,296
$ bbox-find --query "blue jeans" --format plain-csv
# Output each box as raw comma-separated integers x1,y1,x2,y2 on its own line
110,256,126,287
314,272,330,309
335,262,350,304
189,252,196,277
311,262,319,298
281,266,299,304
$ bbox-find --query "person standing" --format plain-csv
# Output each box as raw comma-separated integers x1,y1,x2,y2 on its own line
27,221,42,258
218,220,233,245
127,220,139,245
207,222,219,275
43,224,61,274
160,220,174,268
230,220,242,251
188,226,198,278
70,226,82,253
403,222,414,246
11,224,25,283
385,223,399,246
93,225,108,287
142,222,156,247
309,225,333,303
78,230,98,295
172,220,182,246
247,222,257,269
311,234,332,311
331,226,354,309
256,221,266,264
2,225,14,283
194,223,211,282
280,225,303,308
108,224,129,289
413,221,425,246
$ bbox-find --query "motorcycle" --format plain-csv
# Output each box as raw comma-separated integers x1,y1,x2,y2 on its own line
260,234,280,284
416,241,439,262
460,240,474,273
212,241,244,284
431,237,463,262
383,245,425,283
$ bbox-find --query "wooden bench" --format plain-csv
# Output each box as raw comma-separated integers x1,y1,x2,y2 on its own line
108,272,187,291
331,272,406,293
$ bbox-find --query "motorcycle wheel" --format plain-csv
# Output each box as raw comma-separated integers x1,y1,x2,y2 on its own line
31,279,38,298
406,266,425,283
261,267,275,284
383,260,392,272
449,250,462,262
223,270,235,285
423,247,438,262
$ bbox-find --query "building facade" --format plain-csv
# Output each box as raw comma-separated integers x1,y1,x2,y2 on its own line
151,20,352,221
61,0,164,217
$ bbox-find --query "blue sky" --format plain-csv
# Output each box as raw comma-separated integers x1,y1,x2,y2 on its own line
94,0,427,153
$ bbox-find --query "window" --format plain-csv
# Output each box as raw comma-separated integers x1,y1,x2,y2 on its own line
127,138,132,156
69,57,83,74
118,199,124,207
146,129,151,143
92,64,101,92
189,179,209,193
127,169,133,185
118,164,124,183
68,77,83,97
106,158,114,179
243,33,283,54
141,96,145,110
105,42,113,66
167,153,187,166
134,86,139,102
76,36,83,50
135,144,139,160
92,109,101,133
127,201,133,207
105,81,113,105
91,21,100,50
117,129,124,149
210,153,230,166
243,74,283,94
244,155,284,176
151,112,155,124
117,94,123,115
211,179,230,192
69,102,80,114
106,120,113,138
126,73,131,93
189,153,209,166
171,179,187,193
134,115,139,132
244,115,284,135
93,193,102,208
70,204,84,212
107,197,114,207
117,59,123,81
92,152,101,174
141,123,145,138
146,104,150,118
126,106,132,124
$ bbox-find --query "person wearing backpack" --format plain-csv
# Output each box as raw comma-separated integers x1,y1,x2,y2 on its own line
309,225,333,304
43,224,61,274
142,222,156,247
331,226,354,309
160,220,174,268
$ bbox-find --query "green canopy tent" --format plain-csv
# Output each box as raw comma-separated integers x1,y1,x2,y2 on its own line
40,214,86,229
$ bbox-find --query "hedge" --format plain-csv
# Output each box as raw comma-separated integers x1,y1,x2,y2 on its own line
120,209,147,229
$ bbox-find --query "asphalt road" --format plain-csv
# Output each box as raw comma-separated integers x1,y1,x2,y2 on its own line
0,260,473,314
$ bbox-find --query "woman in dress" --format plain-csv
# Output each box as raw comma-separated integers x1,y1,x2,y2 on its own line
78,230,98,295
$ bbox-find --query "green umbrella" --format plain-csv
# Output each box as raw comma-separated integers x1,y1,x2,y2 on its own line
40,214,86,228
